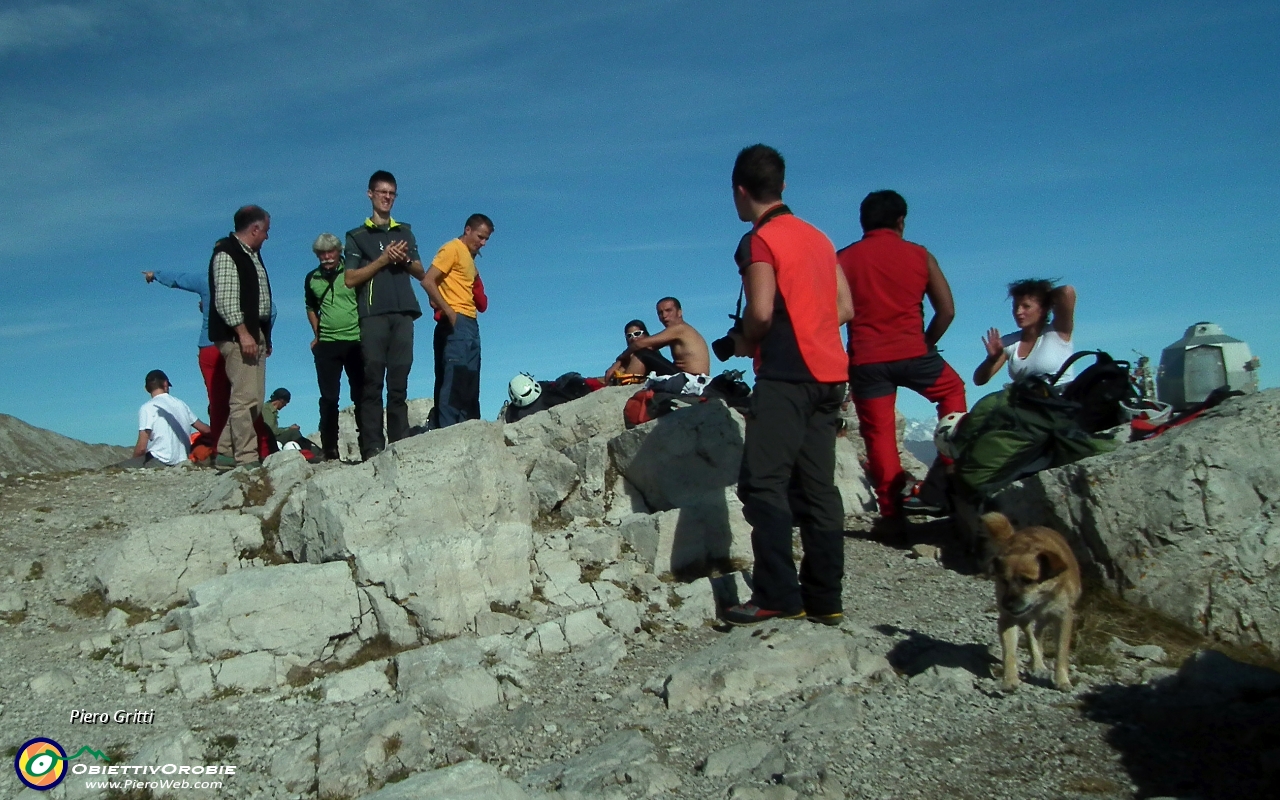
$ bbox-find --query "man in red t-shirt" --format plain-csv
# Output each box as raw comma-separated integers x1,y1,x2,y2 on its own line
721,144,855,626
838,190,966,526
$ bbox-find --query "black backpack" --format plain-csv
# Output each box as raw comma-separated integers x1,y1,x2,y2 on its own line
1055,351,1139,432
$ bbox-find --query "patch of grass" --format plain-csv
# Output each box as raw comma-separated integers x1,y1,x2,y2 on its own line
1065,776,1123,794
25,561,44,581
206,734,237,760
383,767,412,784
286,635,410,689
105,789,155,800
0,611,26,625
211,686,243,700
35,506,52,513
105,744,133,763
67,590,109,618
382,733,402,759
640,619,664,635
489,600,516,613
579,563,604,583
235,471,274,507
1076,585,1217,669
1074,584,1280,672
667,590,684,609
2,744,18,759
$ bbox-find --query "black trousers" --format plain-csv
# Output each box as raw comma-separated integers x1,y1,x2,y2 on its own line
738,379,846,616
313,339,365,458
359,313,414,456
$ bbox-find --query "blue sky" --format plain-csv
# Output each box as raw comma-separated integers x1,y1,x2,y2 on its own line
1,0,1276,446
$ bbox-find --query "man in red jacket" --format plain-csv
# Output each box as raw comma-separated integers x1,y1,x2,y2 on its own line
721,144,854,626
838,190,966,530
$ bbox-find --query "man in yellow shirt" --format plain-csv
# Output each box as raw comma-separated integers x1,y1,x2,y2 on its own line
421,214,493,427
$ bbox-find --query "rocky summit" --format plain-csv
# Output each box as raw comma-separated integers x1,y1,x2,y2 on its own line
1,388,1277,800
0,414,128,477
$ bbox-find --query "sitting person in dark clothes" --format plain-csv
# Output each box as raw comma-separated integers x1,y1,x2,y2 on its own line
599,319,678,385
261,387,302,445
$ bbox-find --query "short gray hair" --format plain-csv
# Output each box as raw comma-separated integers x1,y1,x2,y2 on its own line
312,233,342,253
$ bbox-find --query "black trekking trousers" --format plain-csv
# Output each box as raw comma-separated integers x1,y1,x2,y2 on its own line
313,339,365,458
359,312,414,456
737,379,846,616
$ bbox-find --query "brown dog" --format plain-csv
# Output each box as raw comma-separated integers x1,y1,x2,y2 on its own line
981,511,1082,691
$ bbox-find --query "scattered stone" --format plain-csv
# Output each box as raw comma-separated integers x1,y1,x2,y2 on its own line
104,607,130,630
30,669,75,696
322,659,392,703
0,589,26,613
703,740,786,779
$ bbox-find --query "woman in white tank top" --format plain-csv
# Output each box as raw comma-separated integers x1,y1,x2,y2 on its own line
973,279,1076,386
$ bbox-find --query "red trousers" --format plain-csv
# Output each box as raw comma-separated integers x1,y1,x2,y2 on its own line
850,352,967,517
199,344,276,461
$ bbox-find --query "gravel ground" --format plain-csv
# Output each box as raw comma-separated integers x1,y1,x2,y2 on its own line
1,467,1276,800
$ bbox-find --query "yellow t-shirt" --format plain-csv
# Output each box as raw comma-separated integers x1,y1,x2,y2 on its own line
429,238,477,318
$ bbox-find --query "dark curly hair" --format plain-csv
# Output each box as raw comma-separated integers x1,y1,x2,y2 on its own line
1006,278,1056,306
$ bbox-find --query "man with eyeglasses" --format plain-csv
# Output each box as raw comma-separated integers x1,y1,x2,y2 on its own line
601,320,678,384
343,170,425,460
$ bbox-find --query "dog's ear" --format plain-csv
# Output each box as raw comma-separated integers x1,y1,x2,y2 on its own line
981,511,1015,543
1037,551,1069,581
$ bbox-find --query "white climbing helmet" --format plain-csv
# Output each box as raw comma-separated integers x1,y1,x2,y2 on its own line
508,373,542,407
933,411,967,459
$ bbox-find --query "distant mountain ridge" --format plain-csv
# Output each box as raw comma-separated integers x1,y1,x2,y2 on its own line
0,413,129,475
902,417,937,464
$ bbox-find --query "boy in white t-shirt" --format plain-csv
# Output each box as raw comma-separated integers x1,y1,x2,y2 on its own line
119,370,212,468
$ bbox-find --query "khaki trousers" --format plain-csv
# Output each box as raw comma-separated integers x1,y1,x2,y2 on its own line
217,335,267,465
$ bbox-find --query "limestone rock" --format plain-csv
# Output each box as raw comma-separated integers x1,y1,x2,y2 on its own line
317,703,436,799
270,733,318,795
362,759,530,799
610,400,745,512
0,589,26,614
30,669,75,696
396,638,502,721
94,512,263,609
703,740,786,779
504,386,633,451
658,621,882,711
618,489,752,576
130,730,213,798
834,434,876,515
993,389,1280,656
524,729,656,794
279,423,533,639
179,562,360,661
322,659,392,703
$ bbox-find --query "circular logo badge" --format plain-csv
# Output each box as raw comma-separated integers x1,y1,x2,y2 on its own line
14,738,67,791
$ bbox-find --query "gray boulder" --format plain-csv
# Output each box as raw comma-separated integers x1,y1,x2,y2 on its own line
94,511,263,609
279,422,533,639
993,389,1280,656
657,620,892,711
503,386,633,451
610,400,745,512
362,759,530,800
178,562,360,661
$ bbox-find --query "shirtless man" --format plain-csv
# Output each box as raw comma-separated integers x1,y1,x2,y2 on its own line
628,297,711,394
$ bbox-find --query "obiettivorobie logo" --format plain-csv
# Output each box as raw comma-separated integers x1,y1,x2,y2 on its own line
13,737,110,791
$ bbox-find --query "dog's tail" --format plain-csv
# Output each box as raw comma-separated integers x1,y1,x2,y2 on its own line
980,511,1016,544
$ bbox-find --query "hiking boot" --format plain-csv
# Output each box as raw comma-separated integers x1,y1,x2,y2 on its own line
213,455,237,472
722,603,806,626
901,480,947,517
806,611,843,627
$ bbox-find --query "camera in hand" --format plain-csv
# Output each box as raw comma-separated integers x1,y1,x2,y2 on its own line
712,315,742,362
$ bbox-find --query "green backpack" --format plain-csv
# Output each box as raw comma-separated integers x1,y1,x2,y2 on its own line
951,376,1117,498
